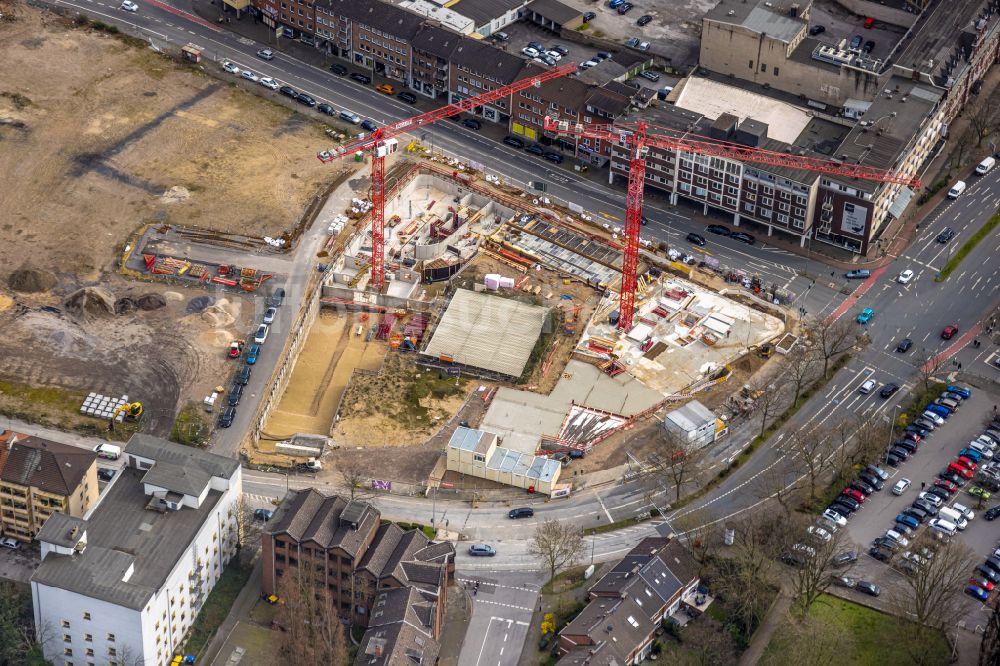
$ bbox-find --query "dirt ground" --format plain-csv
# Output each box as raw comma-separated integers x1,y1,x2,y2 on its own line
0,7,336,277
0,278,254,436
261,310,386,442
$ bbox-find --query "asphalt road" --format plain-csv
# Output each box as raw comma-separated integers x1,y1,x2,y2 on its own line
456,571,543,666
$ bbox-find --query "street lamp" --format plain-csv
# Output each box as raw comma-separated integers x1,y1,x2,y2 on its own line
591,514,600,564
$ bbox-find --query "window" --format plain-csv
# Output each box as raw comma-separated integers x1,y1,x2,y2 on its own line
748,60,754,69
63,620,71,628
773,67,779,76
64,634,72,643
760,63,767,72
83,613,91,621
744,203,754,212
726,186,739,196
761,197,773,206
84,635,92,643
724,196,738,208
86,649,94,657
759,208,772,219
64,649,73,657
779,202,790,212
107,647,117,657
106,634,115,642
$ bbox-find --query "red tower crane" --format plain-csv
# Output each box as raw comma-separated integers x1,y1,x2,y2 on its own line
543,117,922,332
318,63,576,292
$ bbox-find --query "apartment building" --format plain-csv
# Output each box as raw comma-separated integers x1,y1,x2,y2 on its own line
448,39,527,124
354,587,441,666
31,435,242,666
0,435,98,542
558,536,699,664
411,24,463,99
261,489,454,633
315,0,424,82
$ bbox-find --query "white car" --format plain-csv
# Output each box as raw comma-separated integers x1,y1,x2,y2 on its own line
807,526,832,542
885,530,910,547
892,478,911,495
546,50,562,60
521,47,540,58
822,509,848,527
859,378,877,394
922,411,945,426
259,77,280,90
222,61,240,75
263,307,277,324
120,0,138,10
241,70,260,82
917,491,943,507
0,537,19,550
897,269,914,284
254,324,269,344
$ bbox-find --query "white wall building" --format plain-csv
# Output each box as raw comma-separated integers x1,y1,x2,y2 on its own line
662,400,720,450
31,434,242,666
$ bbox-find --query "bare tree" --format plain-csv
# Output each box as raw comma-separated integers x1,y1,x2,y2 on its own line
810,317,862,378
673,616,739,666
914,347,943,396
785,344,820,406
275,576,350,665
760,615,855,666
748,379,788,439
889,534,978,630
528,519,585,585
952,133,971,169
671,507,721,571
980,594,1000,666
967,98,995,147
336,457,372,501
233,495,264,565
753,462,805,517
831,413,892,476
648,427,705,502
783,520,858,613
784,430,837,503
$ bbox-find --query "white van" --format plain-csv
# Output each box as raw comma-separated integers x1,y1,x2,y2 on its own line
937,507,967,530
929,518,958,536
93,443,121,460
947,181,967,198
976,156,996,175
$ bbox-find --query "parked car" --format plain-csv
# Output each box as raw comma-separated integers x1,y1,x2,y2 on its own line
866,465,889,481
544,151,564,163
330,63,349,76
254,508,274,521
843,487,866,503
857,308,875,324
469,544,496,556
259,77,280,90
807,526,832,542
227,383,243,407
237,364,252,386
222,61,241,75
831,549,858,566
863,40,875,53
257,48,275,60
880,383,899,398
246,344,260,365
845,269,871,279
583,11,596,21
896,338,913,352
398,91,417,104
463,118,482,130
868,547,891,562
503,136,525,148
985,506,1000,521
361,120,379,132
525,144,545,156
947,385,972,399
241,70,260,83
859,472,884,491
917,491,943,507
731,232,755,244
279,85,297,98
706,224,731,236
508,507,534,519
892,478,911,495
639,70,660,82
317,103,336,116
97,468,116,482
217,406,236,428
809,24,825,35
822,509,848,526
971,576,995,591
859,378,877,394
350,73,372,85
0,537,20,550
850,35,863,49
970,486,992,500
967,585,990,602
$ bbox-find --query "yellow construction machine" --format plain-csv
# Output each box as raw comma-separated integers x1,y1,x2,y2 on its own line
108,402,143,431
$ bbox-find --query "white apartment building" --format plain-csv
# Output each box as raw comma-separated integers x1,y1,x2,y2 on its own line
31,434,242,666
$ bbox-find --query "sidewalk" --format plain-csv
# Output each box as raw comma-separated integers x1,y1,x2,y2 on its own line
736,586,792,666
437,585,473,666
202,557,263,665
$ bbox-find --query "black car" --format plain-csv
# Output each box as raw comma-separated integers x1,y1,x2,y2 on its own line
228,383,244,407
361,120,378,132
903,506,928,522
913,499,938,516
317,103,336,115
706,224,731,236
904,424,930,438
398,91,417,104
868,547,891,562
914,418,937,431
616,2,633,13
568,449,585,459
809,24,825,35
268,287,286,308
926,486,951,502
218,406,236,428
544,151,564,163
937,227,955,243
978,565,1000,583
896,338,913,352
836,496,861,512
351,72,373,85
852,479,875,496
940,471,965,486
863,40,875,54
985,506,1000,521
859,472,884,491
237,364,252,386
893,440,916,454
97,468,116,482
330,63,348,76
254,508,274,521
463,118,482,130
503,136,525,149
279,85,298,98
525,144,546,156
731,232,755,245
856,581,881,597
880,383,899,398
583,11,596,20
508,507,534,519
873,537,899,552
637,14,652,25
686,232,706,246
596,51,611,60
886,452,902,467
826,503,851,518
831,549,858,566
889,446,910,460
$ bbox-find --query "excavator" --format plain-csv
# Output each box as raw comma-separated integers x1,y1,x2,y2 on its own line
108,402,143,432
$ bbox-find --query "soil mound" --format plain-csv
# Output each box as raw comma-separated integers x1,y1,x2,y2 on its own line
115,297,137,314
160,185,191,204
136,293,166,310
64,287,116,318
186,295,214,314
9,267,56,293
163,291,184,302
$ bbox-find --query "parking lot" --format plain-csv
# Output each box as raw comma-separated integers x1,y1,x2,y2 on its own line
806,0,908,60
493,21,608,73
835,385,1000,628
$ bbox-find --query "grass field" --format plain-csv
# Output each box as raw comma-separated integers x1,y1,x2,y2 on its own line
761,594,949,666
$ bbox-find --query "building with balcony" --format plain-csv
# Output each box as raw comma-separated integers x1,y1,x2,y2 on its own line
30,434,242,666
0,435,98,542
261,489,454,634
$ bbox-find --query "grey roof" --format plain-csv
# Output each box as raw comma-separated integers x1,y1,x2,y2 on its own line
561,594,653,663
35,513,88,549
421,289,548,378
412,24,463,59
894,0,987,84
585,88,630,117
319,0,426,39
355,619,440,666
665,400,715,431
265,489,380,556
704,0,806,43
534,76,592,110
140,460,211,497
125,433,239,479
449,41,526,84
525,0,580,24
31,467,224,610
447,427,494,454
448,0,525,26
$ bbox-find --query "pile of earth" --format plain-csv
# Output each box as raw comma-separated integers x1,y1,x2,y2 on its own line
200,298,241,327
186,295,215,314
114,293,166,314
64,286,116,318
8,267,56,293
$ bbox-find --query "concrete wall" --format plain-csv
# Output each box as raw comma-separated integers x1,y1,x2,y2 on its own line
321,283,435,313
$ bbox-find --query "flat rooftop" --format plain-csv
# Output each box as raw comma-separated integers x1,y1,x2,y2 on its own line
704,0,808,43
894,0,989,84
31,467,223,610
422,289,548,378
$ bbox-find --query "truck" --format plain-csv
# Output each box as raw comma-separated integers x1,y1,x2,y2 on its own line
296,458,322,473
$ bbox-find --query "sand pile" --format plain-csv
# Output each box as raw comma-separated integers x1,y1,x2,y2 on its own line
163,291,184,302
8,267,56,293
0,293,14,312
198,328,232,348
64,287,116,318
200,297,240,327
136,293,166,310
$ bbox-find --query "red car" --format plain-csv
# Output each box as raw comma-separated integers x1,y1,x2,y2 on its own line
942,325,959,340
935,478,959,494
948,462,975,479
957,456,978,471
842,487,866,503
971,576,996,592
